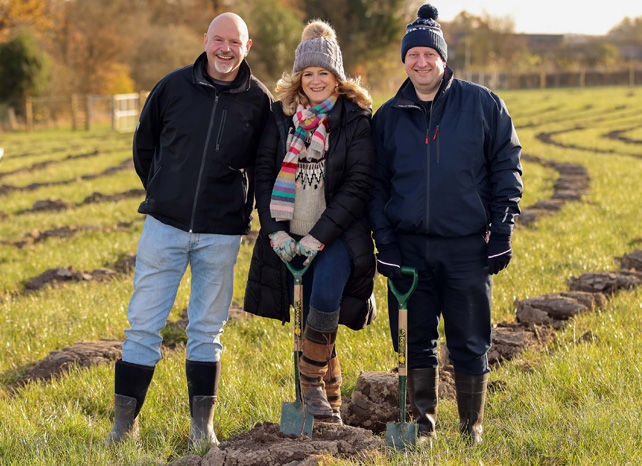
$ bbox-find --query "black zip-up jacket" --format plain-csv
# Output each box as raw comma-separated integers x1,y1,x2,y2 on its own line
244,97,376,330
133,53,272,234
369,67,523,246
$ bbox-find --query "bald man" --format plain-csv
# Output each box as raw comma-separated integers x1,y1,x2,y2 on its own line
106,13,272,447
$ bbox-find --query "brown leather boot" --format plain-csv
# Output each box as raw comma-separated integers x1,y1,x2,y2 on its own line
298,326,335,418
322,347,343,424
454,371,489,445
408,367,438,438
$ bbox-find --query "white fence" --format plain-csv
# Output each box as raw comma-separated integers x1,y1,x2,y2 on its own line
7,92,150,132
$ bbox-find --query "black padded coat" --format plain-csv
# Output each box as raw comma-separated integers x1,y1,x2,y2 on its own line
133,54,271,234
243,96,376,330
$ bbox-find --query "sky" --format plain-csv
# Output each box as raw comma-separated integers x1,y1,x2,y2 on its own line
434,1,642,35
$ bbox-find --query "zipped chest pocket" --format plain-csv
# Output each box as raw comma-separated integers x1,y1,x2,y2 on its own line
215,109,227,151
428,125,440,164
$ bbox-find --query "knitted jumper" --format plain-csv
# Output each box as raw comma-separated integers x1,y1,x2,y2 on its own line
289,128,327,236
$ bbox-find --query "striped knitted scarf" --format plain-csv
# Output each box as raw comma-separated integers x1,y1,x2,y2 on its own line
270,95,337,221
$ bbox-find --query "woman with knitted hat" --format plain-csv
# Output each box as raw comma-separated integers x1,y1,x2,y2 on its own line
244,20,376,423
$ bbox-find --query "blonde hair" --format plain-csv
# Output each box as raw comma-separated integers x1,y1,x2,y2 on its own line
275,71,372,116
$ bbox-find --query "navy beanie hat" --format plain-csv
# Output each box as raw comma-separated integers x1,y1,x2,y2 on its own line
401,4,448,63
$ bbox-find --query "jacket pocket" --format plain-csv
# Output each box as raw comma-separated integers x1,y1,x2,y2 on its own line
145,163,162,193
475,191,489,224
215,109,227,151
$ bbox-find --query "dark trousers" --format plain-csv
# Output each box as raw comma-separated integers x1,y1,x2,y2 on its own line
388,234,491,375
288,237,352,323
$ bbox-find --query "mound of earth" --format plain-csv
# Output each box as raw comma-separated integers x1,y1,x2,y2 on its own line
25,266,118,290
617,250,642,270
518,155,589,226
80,189,144,205
568,270,642,294
29,198,73,212
515,291,606,326
340,368,457,434
112,252,137,274
488,321,555,363
170,422,382,466
17,339,122,385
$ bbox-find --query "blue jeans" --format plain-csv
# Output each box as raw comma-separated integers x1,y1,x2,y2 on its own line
288,237,352,322
122,215,241,366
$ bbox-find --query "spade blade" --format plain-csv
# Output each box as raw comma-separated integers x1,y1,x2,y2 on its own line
280,401,314,437
385,421,418,450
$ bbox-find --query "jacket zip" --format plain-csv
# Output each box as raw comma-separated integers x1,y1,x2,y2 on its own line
425,104,433,232
215,109,227,151
189,93,219,232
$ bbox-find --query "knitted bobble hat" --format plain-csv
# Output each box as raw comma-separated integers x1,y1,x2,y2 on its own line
293,20,346,81
401,4,448,63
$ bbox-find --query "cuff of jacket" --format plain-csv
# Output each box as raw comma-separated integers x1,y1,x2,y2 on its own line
489,222,514,237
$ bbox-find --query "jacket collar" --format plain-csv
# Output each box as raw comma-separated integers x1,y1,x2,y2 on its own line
392,66,454,109
192,52,252,94
327,95,371,130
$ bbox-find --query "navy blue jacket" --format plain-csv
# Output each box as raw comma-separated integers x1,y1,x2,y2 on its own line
369,67,523,246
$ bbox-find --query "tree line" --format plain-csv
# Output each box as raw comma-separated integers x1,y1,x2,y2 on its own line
1,0,642,115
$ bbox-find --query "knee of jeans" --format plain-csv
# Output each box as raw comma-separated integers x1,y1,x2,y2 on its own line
309,294,342,314
122,334,163,367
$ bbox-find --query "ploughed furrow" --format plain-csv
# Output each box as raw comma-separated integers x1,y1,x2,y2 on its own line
514,104,637,130
604,125,642,145
0,221,138,248
13,188,144,215
0,150,100,180
517,154,590,226
536,127,642,159
3,133,130,160
515,103,595,129
0,158,134,198
3,144,103,160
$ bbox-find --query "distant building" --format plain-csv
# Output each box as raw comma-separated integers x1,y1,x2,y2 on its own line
515,33,565,52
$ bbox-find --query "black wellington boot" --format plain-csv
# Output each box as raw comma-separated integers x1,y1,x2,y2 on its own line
185,360,220,448
408,367,439,440
105,359,155,444
454,371,489,445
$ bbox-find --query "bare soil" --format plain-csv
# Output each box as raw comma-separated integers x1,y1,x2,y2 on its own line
169,422,382,466
16,339,122,385
536,127,642,159
605,125,642,144
0,150,100,180
24,266,118,290
617,250,642,270
568,270,642,294
518,154,590,226
1,159,133,200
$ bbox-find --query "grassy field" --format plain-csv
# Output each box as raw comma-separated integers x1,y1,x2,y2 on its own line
1,86,641,464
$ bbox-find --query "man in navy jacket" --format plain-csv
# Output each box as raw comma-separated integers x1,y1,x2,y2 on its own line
369,4,523,444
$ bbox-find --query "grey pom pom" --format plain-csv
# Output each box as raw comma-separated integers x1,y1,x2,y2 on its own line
418,4,438,20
